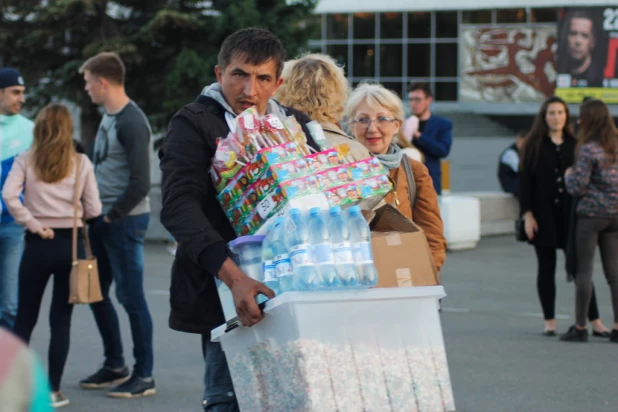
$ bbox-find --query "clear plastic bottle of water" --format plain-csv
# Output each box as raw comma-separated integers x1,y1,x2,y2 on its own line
308,207,339,288
329,206,360,287
271,218,294,294
261,219,281,295
348,206,379,286
285,208,320,290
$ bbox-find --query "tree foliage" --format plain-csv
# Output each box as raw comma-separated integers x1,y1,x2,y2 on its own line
0,0,318,150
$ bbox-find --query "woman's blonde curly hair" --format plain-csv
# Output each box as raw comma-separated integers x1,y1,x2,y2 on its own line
274,53,349,125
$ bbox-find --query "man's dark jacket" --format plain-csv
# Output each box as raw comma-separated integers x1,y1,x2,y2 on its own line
159,95,318,336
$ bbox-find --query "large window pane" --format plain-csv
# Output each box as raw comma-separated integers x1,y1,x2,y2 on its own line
435,82,458,101
496,8,527,24
381,82,404,98
462,10,492,24
326,14,348,40
353,45,375,77
380,44,403,77
380,13,403,39
436,11,458,38
407,12,430,39
435,43,458,77
407,44,430,77
326,44,349,75
353,13,375,39
530,8,557,23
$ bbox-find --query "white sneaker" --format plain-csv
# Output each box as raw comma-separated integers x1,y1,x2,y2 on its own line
51,392,70,408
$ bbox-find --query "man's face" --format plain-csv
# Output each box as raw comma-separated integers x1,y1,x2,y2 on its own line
83,70,107,105
408,90,432,117
568,18,595,62
0,85,26,115
215,54,283,116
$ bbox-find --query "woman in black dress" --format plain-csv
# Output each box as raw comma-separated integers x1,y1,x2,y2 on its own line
519,96,610,337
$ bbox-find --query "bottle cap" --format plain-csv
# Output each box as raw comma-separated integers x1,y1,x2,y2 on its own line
348,205,361,214
330,206,342,215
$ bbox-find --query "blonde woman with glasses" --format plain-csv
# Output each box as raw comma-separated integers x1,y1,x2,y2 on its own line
345,83,447,271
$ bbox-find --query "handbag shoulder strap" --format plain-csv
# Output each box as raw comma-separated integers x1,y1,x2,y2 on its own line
72,155,94,262
401,156,417,209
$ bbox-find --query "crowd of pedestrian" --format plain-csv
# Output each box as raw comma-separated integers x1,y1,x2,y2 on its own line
0,25,616,412
0,53,155,408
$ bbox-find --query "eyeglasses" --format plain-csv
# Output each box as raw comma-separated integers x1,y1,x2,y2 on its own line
351,116,397,129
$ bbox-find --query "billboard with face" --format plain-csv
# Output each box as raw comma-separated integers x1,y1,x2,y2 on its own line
555,7,618,103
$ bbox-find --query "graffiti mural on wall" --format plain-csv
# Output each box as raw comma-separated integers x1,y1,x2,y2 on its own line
460,27,557,103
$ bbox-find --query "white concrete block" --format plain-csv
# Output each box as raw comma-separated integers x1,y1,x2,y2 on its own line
456,191,519,236
440,195,481,251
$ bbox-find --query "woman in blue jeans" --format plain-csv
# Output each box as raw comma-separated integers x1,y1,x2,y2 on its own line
561,99,618,343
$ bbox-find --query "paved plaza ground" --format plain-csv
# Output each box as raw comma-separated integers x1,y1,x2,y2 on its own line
27,236,618,412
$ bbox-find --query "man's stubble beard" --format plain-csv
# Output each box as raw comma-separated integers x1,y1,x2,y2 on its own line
569,54,591,75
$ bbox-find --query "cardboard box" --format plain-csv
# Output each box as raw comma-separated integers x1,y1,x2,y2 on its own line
369,204,439,287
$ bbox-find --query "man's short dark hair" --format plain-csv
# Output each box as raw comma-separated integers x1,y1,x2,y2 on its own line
218,28,286,78
582,96,594,103
570,10,594,26
407,82,433,98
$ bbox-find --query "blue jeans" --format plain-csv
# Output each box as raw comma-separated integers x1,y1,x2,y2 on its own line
202,335,239,412
0,220,25,328
88,214,154,377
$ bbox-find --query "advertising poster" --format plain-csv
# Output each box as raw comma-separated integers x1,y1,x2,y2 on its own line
460,27,557,103
555,7,618,103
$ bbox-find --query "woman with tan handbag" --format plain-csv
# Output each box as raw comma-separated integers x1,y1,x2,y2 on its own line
1,103,102,408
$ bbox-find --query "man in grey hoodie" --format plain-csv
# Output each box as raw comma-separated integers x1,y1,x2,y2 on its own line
159,28,320,411
77,52,156,399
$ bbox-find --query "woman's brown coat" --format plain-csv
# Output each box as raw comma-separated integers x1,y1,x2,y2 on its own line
384,158,447,270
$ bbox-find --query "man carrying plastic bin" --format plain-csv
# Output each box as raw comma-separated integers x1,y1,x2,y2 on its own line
159,28,321,412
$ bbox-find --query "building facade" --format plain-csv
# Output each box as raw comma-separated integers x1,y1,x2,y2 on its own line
310,0,618,115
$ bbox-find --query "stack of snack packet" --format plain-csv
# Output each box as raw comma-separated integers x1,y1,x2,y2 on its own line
211,107,393,236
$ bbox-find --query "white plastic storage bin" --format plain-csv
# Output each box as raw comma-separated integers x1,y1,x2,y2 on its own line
211,287,456,412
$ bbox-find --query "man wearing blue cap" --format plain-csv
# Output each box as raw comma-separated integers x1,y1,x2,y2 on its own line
0,68,33,328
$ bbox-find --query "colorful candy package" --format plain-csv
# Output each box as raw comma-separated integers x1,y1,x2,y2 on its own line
254,158,310,199
313,166,353,191
283,116,312,155
303,148,344,174
325,174,392,208
347,157,387,181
